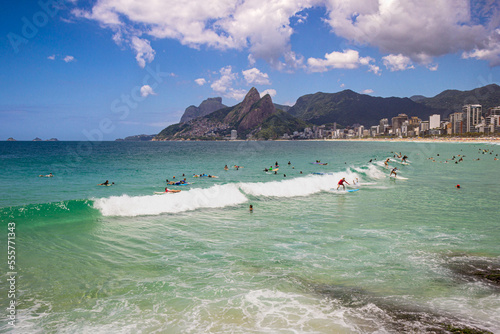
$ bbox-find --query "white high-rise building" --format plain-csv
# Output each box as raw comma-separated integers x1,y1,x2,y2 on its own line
230,130,237,140
429,114,441,129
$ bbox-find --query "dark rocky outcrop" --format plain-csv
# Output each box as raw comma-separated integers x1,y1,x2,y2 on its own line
180,97,227,123
155,87,307,140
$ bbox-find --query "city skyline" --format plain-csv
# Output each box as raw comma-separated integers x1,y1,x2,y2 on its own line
1,0,500,140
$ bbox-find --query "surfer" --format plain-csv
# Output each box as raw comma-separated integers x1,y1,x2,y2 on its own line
384,158,390,167
402,155,408,163
224,165,228,170
390,167,397,178
39,173,53,177
249,204,253,212
98,180,113,186
337,177,350,190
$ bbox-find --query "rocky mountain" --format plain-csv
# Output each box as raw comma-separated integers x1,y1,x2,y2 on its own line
180,97,227,123
155,88,309,140
413,84,500,115
287,89,442,127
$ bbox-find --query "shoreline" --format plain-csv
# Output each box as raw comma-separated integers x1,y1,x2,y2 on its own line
324,137,500,144
4,137,500,143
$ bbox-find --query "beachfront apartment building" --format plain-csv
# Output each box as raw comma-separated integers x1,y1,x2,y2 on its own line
429,114,441,129
391,114,408,136
450,112,465,134
462,104,482,132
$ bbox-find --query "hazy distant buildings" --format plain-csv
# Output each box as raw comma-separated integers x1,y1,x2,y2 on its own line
231,129,237,140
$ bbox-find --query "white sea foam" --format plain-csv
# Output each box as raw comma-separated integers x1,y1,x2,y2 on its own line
354,164,387,179
93,184,248,217
94,167,379,216
239,171,359,197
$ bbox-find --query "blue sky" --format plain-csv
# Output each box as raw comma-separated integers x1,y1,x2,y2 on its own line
1,0,499,140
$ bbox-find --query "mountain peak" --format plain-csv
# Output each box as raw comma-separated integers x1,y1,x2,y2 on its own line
244,87,261,103
237,91,276,132
223,87,261,124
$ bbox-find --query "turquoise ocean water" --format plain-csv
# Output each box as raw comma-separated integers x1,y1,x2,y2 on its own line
1,140,499,333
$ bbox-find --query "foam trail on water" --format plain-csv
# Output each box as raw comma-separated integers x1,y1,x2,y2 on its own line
353,164,387,180
93,184,248,217
239,171,359,197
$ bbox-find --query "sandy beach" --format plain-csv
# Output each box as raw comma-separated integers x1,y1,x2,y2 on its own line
326,136,500,144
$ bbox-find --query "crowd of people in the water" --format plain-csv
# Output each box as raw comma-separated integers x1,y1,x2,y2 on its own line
43,145,499,206
426,147,498,163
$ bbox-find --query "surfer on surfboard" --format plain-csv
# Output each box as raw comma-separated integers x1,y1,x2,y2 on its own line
337,177,350,190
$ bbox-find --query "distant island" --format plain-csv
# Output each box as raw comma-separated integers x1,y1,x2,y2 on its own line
116,134,156,142
4,138,59,141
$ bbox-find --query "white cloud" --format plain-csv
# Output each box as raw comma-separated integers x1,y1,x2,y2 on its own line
72,0,317,70
248,54,256,66
427,64,439,71
260,89,276,97
131,36,155,68
140,85,156,97
242,68,271,85
362,89,374,94
462,29,500,66
73,0,500,69
211,66,247,100
368,64,381,75
195,78,207,86
47,55,55,60
63,55,75,63
322,0,496,65
382,54,414,72
307,49,376,73
211,66,237,94
226,89,248,101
